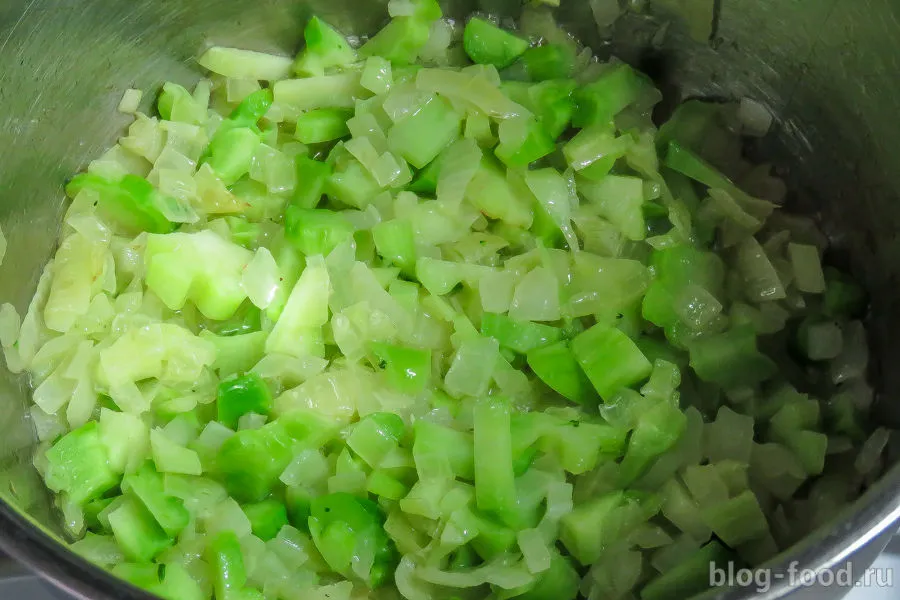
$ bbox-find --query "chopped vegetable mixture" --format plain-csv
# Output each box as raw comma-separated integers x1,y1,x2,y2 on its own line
0,2,890,600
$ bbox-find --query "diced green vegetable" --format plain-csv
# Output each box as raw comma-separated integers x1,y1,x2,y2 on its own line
295,109,353,144
293,156,332,209
216,424,293,502
309,493,398,588
527,342,593,405
388,95,462,168
45,423,119,505
519,44,575,82
689,326,776,388
121,462,190,537
294,17,357,76
371,342,432,393
474,396,517,526
66,174,175,235
573,63,653,127
464,18,530,70
560,490,658,564
108,497,172,563
217,373,273,430
572,325,652,400
244,500,289,541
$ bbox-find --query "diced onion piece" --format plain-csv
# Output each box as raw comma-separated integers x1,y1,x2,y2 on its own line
518,528,552,573
734,236,786,302
198,46,293,81
437,138,482,207
242,247,281,309
416,68,530,120
509,267,561,322
117,88,144,115
788,243,826,294
854,428,891,475
739,97,774,138
150,428,202,475
361,56,393,95
0,303,21,348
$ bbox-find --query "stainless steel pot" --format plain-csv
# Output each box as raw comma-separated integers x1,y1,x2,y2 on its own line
1,0,899,598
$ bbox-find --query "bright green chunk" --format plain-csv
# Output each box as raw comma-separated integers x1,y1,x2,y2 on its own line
217,372,273,430
108,496,172,563
502,79,577,141
572,325,653,400
516,552,580,600
285,206,355,256
474,396,517,526
216,423,293,503
347,412,405,468
529,79,576,138
294,17,357,76
367,469,409,500
121,462,190,537
371,342,432,394
496,117,556,168
207,126,261,185
244,500,289,541
152,563,205,600
481,313,562,354
470,510,517,560
463,18,530,69
44,422,119,505
688,326,777,388
618,402,688,485
540,419,627,474
111,563,161,590
66,174,175,235
207,531,250,600
229,88,274,128
408,158,441,195
295,108,353,144
372,219,416,271
573,63,654,128
388,95,462,168
360,4,439,65
309,493,398,588
292,156,332,209
519,44,575,81
527,342,593,405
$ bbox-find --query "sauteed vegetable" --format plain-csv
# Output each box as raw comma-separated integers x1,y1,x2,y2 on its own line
0,2,887,600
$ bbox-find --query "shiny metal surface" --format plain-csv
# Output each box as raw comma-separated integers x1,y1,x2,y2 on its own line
1,0,899,598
